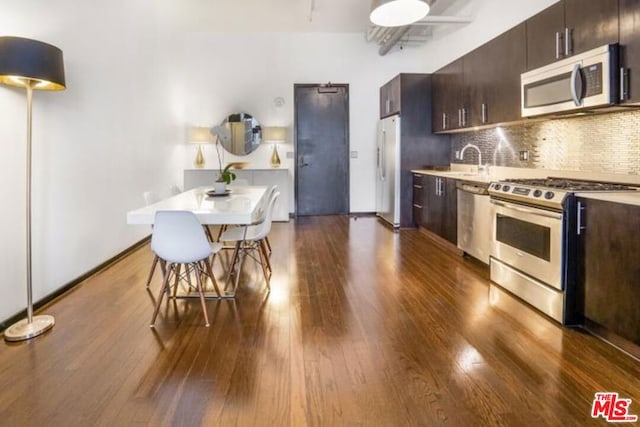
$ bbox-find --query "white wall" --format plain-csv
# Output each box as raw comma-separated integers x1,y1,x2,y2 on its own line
175,0,558,214
0,0,182,321
0,0,558,322
175,31,433,213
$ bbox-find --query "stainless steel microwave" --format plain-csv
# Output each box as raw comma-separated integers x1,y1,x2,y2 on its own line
521,44,619,117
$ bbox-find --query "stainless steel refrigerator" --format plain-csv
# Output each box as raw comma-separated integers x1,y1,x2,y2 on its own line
376,115,401,227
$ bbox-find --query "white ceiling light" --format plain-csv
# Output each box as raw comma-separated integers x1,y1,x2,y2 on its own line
370,0,430,27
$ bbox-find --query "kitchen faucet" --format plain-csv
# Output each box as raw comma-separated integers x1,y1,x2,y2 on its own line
458,143,484,171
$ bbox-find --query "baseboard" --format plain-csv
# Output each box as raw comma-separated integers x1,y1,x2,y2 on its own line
582,319,640,362
0,236,150,335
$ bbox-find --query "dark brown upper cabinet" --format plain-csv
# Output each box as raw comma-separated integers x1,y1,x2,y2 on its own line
432,58,466,132
379,74,402,118
619,0,640,104
526,0,618,70
466,23,527,126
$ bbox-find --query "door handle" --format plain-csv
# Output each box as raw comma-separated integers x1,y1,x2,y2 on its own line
299,156,310,168
564,27,573,57
577,201,585,235
555,31,563,59
620,67,629,101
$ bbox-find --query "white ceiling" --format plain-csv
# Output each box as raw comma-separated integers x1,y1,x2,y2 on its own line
166,0,469,33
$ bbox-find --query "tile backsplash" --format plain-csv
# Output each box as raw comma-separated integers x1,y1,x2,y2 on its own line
451,109,640,175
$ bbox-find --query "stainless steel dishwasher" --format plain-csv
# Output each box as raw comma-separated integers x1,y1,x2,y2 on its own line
456,180,492,264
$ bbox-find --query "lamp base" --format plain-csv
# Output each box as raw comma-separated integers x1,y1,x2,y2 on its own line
4,315,55,342
194,145,205,168
270,144,281,168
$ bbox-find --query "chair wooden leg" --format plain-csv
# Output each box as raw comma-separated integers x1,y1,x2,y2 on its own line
172,264,182,298
204,257,222,297
151,262,172,327
224,241,241,291
260,239,272,273
264,236,272,256
257,244,271,290
204,225,214,242
215,224,227,242
146,254,159,288
194,263,210,327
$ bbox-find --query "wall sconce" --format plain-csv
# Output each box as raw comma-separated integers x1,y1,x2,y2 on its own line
188,126,214,168
370,0,431,27
262,126,287,168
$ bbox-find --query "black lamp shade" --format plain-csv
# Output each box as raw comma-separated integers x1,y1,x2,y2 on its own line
0,36,65,91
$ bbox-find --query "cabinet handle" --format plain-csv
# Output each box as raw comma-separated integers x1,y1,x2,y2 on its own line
481,103,488,124
620,67,629,101
461,108,467,126
386,99,390,114
458,109,462,127
564,28,572,57
413,185,423,189
577,201,585,235
442,113,447,130
435,178,440,196
440,178,445,196
413,204,423,209
555,31,563,59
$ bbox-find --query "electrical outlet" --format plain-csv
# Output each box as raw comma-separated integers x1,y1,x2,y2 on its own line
519,150,530,161
455,150,460,160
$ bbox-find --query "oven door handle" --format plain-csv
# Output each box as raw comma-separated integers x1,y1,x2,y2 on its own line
490,199,563,220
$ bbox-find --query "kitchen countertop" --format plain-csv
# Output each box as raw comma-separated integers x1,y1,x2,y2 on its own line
413,166,640,205
411,169,491,184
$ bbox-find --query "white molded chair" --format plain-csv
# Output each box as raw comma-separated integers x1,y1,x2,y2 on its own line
222,191,280,292
215,184,277,244
150,210,223,327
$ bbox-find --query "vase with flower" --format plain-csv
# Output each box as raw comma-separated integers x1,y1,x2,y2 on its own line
210,125,248,193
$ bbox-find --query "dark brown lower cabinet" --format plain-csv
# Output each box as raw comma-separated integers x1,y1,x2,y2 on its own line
413,174,457,245
577,198,640,346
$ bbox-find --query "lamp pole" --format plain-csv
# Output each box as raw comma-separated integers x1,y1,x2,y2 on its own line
4,80,56,341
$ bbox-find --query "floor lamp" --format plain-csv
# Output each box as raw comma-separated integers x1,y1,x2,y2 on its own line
0,37,66,342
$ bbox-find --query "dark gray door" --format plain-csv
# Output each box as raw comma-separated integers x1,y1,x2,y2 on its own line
295,84,349,216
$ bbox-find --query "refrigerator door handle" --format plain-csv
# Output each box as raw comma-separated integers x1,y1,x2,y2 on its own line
380,129,386,180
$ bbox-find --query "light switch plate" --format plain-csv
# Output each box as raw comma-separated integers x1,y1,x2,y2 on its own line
286,151,294,159
350,151,358,158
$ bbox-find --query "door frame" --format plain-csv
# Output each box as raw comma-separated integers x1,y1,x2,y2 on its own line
293,83,350,216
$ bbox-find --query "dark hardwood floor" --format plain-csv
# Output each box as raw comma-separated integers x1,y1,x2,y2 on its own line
1,215,639,426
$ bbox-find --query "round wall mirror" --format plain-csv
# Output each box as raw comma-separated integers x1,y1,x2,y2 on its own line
218,112,261,156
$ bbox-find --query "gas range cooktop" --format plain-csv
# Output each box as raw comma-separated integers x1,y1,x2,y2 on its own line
499,178,638,191
488,177,640,210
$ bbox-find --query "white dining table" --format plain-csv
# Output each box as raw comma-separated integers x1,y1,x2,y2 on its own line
126,185,270,299
126,185,269,226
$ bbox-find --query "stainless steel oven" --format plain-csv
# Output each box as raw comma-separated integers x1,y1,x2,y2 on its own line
491,199,563,290
488,178,640,325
